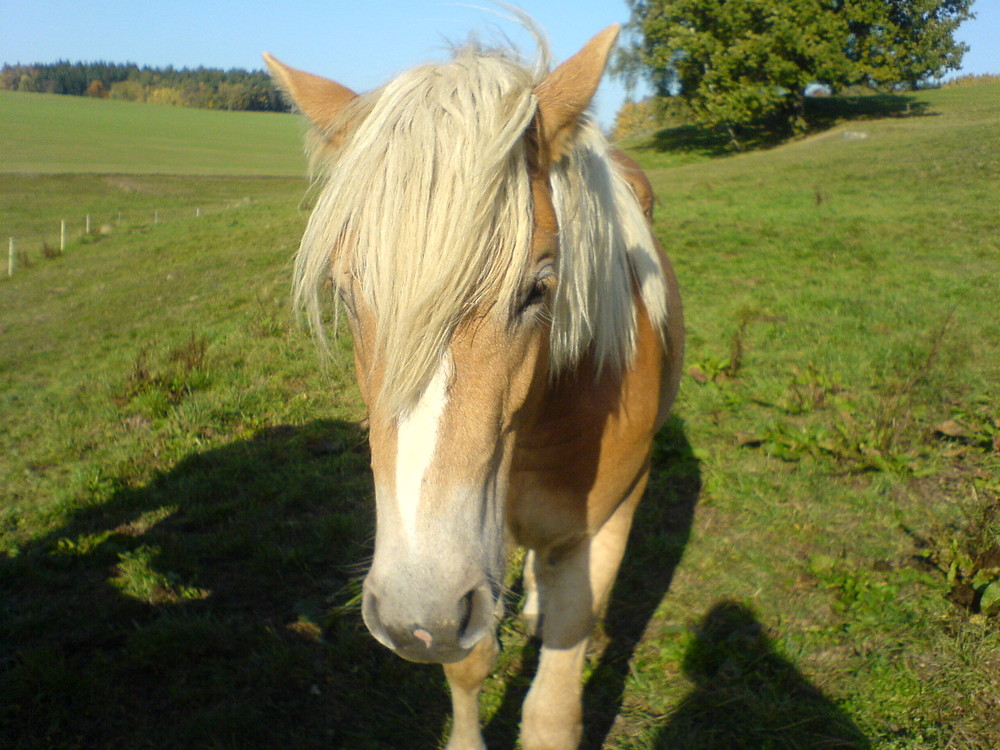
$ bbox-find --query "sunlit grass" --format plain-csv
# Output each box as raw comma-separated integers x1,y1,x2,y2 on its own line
1,81,998,749
0,90,306,176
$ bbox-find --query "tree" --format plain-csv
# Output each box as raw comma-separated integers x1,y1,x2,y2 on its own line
147,86,185,107
847,0,974,89
621,0,974,143
85,79,108,98
109,79,146,102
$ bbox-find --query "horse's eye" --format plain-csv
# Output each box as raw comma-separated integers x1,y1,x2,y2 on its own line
518,266,555,316
525,279,548,307
336,284,357,318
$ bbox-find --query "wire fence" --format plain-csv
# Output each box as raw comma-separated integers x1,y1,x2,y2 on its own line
4,198,254,279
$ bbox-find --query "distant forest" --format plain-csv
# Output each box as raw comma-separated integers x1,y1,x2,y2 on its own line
0,60,289,112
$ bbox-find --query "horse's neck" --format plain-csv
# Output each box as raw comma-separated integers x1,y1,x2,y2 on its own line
608,148,655,221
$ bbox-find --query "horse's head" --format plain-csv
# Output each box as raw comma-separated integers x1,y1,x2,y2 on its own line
266,26,620,663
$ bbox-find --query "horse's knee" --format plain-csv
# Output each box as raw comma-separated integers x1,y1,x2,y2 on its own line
529,537,606,648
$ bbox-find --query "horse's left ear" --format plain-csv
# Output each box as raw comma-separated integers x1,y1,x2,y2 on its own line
263,52,358,135
533,24,620,162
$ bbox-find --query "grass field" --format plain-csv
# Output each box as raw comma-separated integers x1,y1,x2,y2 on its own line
0,90,305,176
2,85,999,749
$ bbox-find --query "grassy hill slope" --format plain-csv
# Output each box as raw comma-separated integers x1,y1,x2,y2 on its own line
1,90,305,175
620,81,1000,748
1,83,998,748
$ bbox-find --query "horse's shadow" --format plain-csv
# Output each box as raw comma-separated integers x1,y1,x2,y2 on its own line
3,411,699,749
1,420,453,749
2,414,866,749
653,601,870,749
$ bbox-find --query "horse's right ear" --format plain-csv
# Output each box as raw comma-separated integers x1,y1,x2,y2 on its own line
533,24,619,163
263,53,357,135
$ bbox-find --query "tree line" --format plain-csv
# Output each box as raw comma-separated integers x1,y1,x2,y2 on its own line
0,61,289,112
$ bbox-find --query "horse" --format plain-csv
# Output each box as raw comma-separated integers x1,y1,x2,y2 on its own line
265,22,684,750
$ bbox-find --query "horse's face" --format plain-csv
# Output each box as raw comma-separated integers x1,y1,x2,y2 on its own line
343,176,557,663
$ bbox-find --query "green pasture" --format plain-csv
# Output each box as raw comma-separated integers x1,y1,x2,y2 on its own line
0,90,305,176
1,84,999,749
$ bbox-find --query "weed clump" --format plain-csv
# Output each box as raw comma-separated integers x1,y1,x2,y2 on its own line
114,334,211,417
912,480,1000,619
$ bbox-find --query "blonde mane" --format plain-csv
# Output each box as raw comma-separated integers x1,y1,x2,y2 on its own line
294,40,669,417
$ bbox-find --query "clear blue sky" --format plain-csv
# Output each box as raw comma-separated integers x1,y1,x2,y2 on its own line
3,0,998,128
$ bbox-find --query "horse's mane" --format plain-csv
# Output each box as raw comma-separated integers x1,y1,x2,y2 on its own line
294,37,669,417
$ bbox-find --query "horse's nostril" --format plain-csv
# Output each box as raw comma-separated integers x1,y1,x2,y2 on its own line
457,588,476,640
456,583,493,647
361,587,396,651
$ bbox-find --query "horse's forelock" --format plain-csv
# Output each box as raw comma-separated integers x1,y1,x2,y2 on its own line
296,49,539,416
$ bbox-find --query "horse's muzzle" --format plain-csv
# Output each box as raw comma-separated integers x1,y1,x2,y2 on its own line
361,578,497,663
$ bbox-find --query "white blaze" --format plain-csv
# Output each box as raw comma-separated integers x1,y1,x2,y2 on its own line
395,354,452,548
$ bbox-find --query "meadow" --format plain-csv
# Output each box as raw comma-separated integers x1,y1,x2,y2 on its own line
1,83,998,749
0,90,306,176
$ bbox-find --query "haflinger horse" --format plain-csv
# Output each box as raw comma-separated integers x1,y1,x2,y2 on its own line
265,21,683,750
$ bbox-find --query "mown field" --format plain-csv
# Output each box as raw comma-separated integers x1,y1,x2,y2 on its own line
0,90,305,176
1,84,998,749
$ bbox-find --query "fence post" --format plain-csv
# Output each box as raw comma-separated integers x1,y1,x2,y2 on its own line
61,220,66,251
154,211,159,225
8,238,13,277
86,215,91,234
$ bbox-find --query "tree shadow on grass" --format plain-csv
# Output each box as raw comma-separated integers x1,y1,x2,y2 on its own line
646,123,735,158
640,92,933,156
482,415,703,749
653,601,870,749
804,92,932,131
0,420,451,750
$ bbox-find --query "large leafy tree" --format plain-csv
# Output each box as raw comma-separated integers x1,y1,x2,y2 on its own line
848,0,975,89
621,0,974,141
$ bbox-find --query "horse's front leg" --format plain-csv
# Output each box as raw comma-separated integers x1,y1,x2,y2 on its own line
520,477,646,750
443,631,498,750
